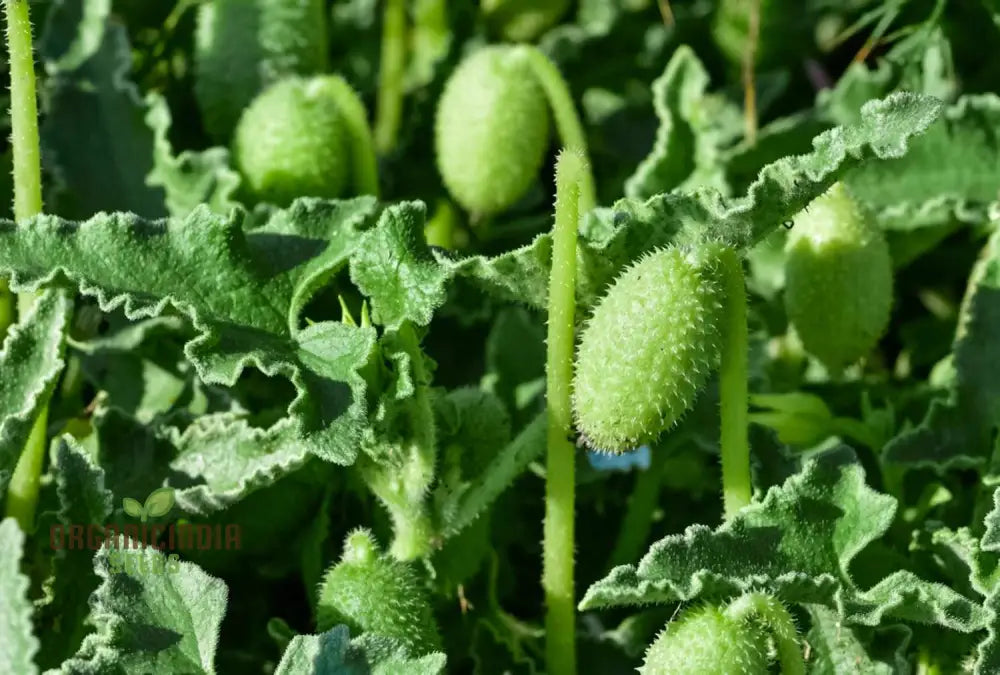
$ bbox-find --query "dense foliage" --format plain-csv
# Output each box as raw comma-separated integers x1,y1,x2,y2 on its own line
2,0,1000,673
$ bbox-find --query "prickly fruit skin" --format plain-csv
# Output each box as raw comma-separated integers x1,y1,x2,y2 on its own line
784,183,893,373
640,604,769,675
435,46,550,216
195,0,328,140
233,76,350,207
317,530,442,655
482,0,572,42
573,245,727,452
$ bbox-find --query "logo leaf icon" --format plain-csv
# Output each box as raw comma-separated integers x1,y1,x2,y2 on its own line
144,487,175,518
122,497,143,519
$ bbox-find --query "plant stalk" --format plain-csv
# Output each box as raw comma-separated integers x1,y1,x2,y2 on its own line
543,149,586,675
742,0,760,145
374,0,406,155
3,0,53,533
521,47,597,214
719,248,751,519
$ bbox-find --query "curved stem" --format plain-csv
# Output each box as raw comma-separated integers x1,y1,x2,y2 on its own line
324,75,380,198
4,0,54,533
607,440,673,569
719,247,751,519
520,47,596,215
543,149,587,675
725,593,804,675
374,0,406,155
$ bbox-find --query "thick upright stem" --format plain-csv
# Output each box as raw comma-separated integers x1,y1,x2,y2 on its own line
6,0,42,221
521,47,596,215
543,149,586,675
3,0,51,532
374,0,406,154
719,248,751,519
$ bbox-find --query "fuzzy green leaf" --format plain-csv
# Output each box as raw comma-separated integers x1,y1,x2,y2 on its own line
35,438,113,669
580,447,985,632
805,605,909,675
0,518,39,675
0,290,71,498
0,200,379,464
40,7,165,219
350,203,451,330
448,93,942,311
274,626,447,675
145,93,241,218
61,540,228,674
624,45,731,200
437,412,546,539
884,225,1000,470
845,94,1000,230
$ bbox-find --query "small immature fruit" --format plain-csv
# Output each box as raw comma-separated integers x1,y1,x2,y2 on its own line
640,604,769,675
195,0,328,140
233,76,351,206
435,46,550,216
573,245,727,452
317,529,442,655
784,182,893,373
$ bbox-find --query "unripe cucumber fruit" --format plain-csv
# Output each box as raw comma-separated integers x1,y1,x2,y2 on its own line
195,0,328,140
573,245,727,452
233,76,352,206
316,530,442,655
435,46,550,216
784,183,893,373
640,604,769,675
482,0,572,42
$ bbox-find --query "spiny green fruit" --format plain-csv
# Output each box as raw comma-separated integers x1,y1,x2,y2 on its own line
195,0,328,140
317,529,442,655
233,76,352,206
435,46,550,216
573,245,727,452
640,604,769,675
482,0,572,42
784,182,893,373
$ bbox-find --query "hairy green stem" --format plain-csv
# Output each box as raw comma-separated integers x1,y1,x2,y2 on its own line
719,248,751,519
374,0,406,154
0,281,12,338
4,0,53,533
726,593,804,675
364,322,436,561
521,47,596,214
543,149,586,675
325,75,380,198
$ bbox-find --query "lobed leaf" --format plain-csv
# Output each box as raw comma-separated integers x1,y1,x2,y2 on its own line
0,200,380,465
274,625,446,675
61,539,228,674
580,446,985,632
884,225,1000,471
624,45,732,200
